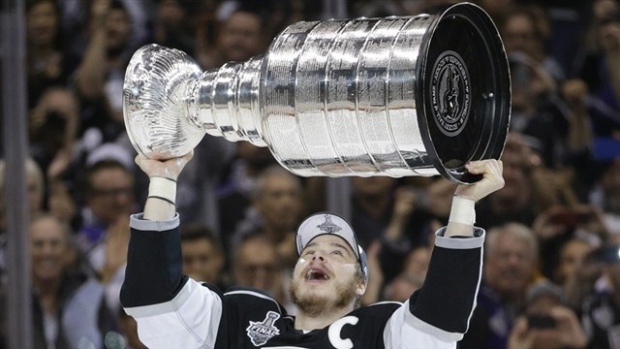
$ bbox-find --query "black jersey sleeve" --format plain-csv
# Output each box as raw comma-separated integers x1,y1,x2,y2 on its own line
408,227,484,341
120,213,225,348
120,213,187,307
381,227,484,347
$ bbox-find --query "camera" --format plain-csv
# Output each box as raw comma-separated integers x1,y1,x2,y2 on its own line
31,110,67,150
43,110,67,133
592,245,620,264
527,314,557,329
548,210,591,227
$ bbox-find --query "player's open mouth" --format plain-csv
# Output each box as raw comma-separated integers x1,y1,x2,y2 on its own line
305,269,330,281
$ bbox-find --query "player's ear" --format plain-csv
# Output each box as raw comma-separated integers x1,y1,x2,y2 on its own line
356,279,367,296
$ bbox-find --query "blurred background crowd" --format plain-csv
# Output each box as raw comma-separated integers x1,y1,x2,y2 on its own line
2,0,620,348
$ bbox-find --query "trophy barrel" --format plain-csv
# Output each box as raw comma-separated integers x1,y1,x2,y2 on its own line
261,2,510,182
417,3,511,183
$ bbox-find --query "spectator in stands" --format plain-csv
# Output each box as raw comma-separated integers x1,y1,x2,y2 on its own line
196,4,268,70
350,176,399,249
218,141,277,237
354,176,438,284
475,0,516,23
76,159,135,252
151,0,198,54
380,245,431,303
28,87,80,195
232,234,296,314
577,0,620,114
0,158,47,281
0,157,76,279
175,134,235,228
502,5,565,83
556,78,617,200
554,237,598,310
383,272,424,303
589,158,620,234
55,0,152,60
0,214,116,349
75,159,136,313
581,243,620,349
460,223,539,349
475,133,538,230
230,165,303,268
501,6,578,168
0,158,44,233
508,280,587,349
73,0,143,147
26,0,79,109
402,245,432,279
532,203,609,280
180,224,226,288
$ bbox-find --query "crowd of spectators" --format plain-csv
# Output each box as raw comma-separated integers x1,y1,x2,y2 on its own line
2,0,620,348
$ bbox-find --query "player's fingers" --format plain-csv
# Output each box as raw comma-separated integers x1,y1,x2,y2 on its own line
465,159,501,176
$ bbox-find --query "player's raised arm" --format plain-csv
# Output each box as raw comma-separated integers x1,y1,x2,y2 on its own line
120,152,226,349
136,152,193,220
444,159,505,238
384,159,504,347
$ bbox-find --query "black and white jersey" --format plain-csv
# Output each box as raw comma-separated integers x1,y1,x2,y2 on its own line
121,214,485,349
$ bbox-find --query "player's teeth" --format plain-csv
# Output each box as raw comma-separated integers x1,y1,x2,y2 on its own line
305,270,330,280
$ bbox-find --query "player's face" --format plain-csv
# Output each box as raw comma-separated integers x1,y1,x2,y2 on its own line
290,235,364,314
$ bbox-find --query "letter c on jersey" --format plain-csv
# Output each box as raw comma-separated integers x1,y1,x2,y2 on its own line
328,316,359,349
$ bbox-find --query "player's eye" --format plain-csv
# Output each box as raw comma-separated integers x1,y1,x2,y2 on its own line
331,250,343,256
304,250,315,256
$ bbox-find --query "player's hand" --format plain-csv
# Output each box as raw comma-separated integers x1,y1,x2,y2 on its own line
134,151,194,181
454,159,504,202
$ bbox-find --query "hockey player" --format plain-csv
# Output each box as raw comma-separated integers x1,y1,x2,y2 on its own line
120,152,504,348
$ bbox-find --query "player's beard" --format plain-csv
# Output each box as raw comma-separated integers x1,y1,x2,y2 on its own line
289,276,359,317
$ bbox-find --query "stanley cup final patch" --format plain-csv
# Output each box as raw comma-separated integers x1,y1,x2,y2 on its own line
430,50,471,137
318,215,342,234
246,311,281,346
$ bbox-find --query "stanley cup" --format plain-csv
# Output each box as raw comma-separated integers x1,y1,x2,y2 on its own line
123,2,510,183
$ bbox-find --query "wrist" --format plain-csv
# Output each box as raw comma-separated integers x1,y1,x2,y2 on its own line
148,176,177,205
448,196,476,226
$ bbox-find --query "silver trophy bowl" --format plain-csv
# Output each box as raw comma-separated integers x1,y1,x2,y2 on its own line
123,2,510,183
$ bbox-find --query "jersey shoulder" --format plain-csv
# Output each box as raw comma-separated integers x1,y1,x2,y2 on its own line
219,286,291,348
223,286,287,314
353,301,402,318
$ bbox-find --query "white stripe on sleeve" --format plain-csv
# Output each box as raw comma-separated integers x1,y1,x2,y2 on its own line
383,300,457,349
124,279,222,349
